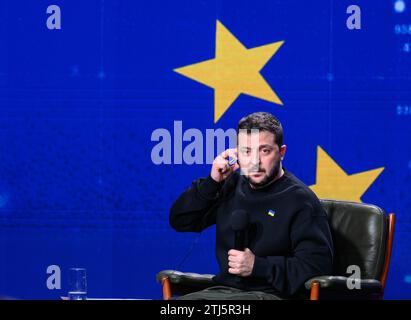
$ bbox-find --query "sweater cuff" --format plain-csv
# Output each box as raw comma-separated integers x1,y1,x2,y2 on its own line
197,175,224,200
251,255,270,279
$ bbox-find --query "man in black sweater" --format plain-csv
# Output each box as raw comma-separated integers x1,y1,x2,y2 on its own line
170,112,334,299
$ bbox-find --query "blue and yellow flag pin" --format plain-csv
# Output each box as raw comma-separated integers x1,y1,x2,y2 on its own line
267,209,276,217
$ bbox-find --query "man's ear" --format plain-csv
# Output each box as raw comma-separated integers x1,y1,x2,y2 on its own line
280,145,287,160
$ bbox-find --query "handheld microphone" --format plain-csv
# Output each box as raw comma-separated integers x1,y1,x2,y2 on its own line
230,209,249,251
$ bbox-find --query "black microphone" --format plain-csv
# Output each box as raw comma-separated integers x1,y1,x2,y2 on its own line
230,209,249,251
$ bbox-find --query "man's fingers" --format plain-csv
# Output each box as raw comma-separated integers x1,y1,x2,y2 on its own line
215,160,229,172
226,148,237,159
216,159,229,174
228,249,242,256
228,268,241,275
228,261,240,268
219,148,237,161
215,149,238,176
220,148,233,159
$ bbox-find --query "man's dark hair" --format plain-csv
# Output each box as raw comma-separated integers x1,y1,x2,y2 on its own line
237,112,284,147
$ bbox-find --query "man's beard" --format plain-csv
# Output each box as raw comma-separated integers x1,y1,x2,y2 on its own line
243,159,282,189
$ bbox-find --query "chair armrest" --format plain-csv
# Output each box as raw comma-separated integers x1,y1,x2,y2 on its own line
305,276,382,293
156,270,216,289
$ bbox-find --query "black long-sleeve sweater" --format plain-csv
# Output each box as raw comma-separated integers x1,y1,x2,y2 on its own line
169,169,334,298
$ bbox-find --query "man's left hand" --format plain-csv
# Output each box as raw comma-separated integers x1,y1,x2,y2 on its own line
228,248,255,277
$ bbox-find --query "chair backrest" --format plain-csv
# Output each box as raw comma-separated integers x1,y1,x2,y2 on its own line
320,199,387,280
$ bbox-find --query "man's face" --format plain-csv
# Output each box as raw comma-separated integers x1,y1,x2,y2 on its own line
237,130,286,188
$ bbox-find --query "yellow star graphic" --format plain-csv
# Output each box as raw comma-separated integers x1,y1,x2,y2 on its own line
310,146,384,203
174,20,284,123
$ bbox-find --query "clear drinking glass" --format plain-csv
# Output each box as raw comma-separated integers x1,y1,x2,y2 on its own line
68,268,87,300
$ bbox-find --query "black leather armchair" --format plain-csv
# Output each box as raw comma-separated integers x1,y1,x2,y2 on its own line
157,199,396,300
